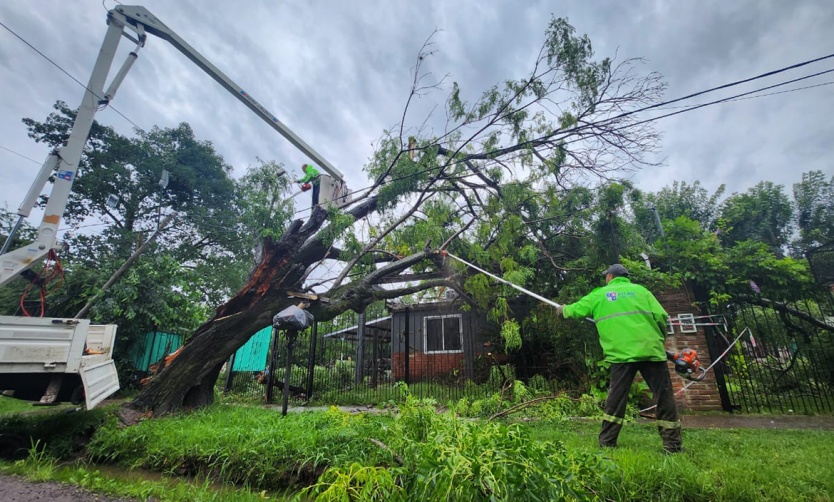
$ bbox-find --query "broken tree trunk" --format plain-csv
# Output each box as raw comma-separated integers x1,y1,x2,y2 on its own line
126,208,331,417
125,198,388,418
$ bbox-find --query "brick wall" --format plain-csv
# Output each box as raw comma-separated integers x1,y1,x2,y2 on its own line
392,352,465,380
655,286,723,412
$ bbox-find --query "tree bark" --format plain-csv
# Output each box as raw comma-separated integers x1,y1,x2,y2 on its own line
127,208,329,416
124,196,459,419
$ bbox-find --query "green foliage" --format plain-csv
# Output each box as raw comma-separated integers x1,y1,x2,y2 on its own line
792,170,834,253
656,216,727,284
236,160,294,242
630,180,726,242
307,392,610,501
391,395,609,501
15,440,58,481
717,181,794,253
499,319,522,351
298,463,404,501
318,206,356,248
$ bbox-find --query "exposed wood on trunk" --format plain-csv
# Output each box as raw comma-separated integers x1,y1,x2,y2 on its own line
123,196,464,420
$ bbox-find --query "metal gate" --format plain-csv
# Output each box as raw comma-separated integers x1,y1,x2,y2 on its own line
708,287,834,413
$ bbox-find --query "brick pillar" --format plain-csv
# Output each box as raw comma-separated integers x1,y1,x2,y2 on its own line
656,286,723,412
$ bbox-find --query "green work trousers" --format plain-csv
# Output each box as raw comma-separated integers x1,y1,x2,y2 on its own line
599,360,682,451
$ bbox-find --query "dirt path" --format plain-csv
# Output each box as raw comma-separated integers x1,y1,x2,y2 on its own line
0,474,134,502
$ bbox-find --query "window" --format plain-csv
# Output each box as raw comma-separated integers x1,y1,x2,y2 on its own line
424,315,463,353
678,313,697,333
667,318,675,335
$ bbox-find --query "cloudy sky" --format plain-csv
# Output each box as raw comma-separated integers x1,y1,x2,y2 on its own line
1,0,832,222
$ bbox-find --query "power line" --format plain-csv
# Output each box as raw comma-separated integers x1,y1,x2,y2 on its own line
290,56,834,218
598,67,834,137
654,76,834,111
0,144,41,165
0,19,146,133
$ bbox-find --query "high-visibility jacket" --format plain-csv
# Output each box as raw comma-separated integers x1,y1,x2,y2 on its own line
562,277,668,363
297,165,321,185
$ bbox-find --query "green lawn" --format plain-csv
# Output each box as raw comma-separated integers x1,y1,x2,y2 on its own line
2,402,833,501
0,395,40,414
524,418,834,501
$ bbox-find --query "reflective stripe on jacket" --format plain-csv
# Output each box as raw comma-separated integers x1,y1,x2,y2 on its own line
563,277,668,363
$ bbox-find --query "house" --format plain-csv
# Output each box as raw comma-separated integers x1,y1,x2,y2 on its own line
389,300,496,382
313,299,497,385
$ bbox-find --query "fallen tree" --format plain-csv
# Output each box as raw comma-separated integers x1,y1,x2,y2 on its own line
124,16,665,418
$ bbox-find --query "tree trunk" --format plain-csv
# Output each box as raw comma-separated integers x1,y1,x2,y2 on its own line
126,208,330,416
124,198,400,418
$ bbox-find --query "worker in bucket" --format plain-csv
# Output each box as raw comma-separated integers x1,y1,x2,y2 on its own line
557,264,683,453
296,163,321,208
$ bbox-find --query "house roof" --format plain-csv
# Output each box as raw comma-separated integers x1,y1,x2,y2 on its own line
386,299,466,313
321,315,392,341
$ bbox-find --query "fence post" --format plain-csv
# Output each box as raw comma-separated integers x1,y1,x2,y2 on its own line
306,322,318,399
704,323,734,412
371,323,379,389
223,351,236,394
404,307,410,386
282,329,298,416
355,311,366,386
266,327,279,403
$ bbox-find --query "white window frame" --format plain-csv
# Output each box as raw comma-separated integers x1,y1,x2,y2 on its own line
678,313,697,333
423,314,464,354
667,318,676,335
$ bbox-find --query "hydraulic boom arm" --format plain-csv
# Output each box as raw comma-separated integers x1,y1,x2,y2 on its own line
1,5,342,287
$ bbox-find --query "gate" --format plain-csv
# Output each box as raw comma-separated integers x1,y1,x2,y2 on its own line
708,286,834,413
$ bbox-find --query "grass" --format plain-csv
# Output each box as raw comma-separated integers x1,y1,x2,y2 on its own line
2,400,833,501
86,404,396,491
523,418,834,501
0,395,37,415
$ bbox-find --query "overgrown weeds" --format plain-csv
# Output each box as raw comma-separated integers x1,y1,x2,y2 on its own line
301,386,610,501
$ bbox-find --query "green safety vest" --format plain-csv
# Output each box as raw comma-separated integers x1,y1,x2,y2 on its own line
563,277,668,363
297,165,321,185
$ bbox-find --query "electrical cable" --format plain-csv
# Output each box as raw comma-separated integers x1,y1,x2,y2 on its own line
653,79,834,110
0,20,146,133
19,249,65,317
288,59,834,219
0,144,42,165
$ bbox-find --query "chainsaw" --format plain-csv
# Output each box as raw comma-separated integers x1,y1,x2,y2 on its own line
666,349,707,381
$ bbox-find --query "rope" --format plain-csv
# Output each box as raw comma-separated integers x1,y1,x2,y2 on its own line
640,326,751,413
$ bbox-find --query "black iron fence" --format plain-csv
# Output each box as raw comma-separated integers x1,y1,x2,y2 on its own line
221,309,514,406
708,287,834,413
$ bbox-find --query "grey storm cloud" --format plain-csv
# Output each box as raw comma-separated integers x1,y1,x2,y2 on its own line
1,0,832,221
